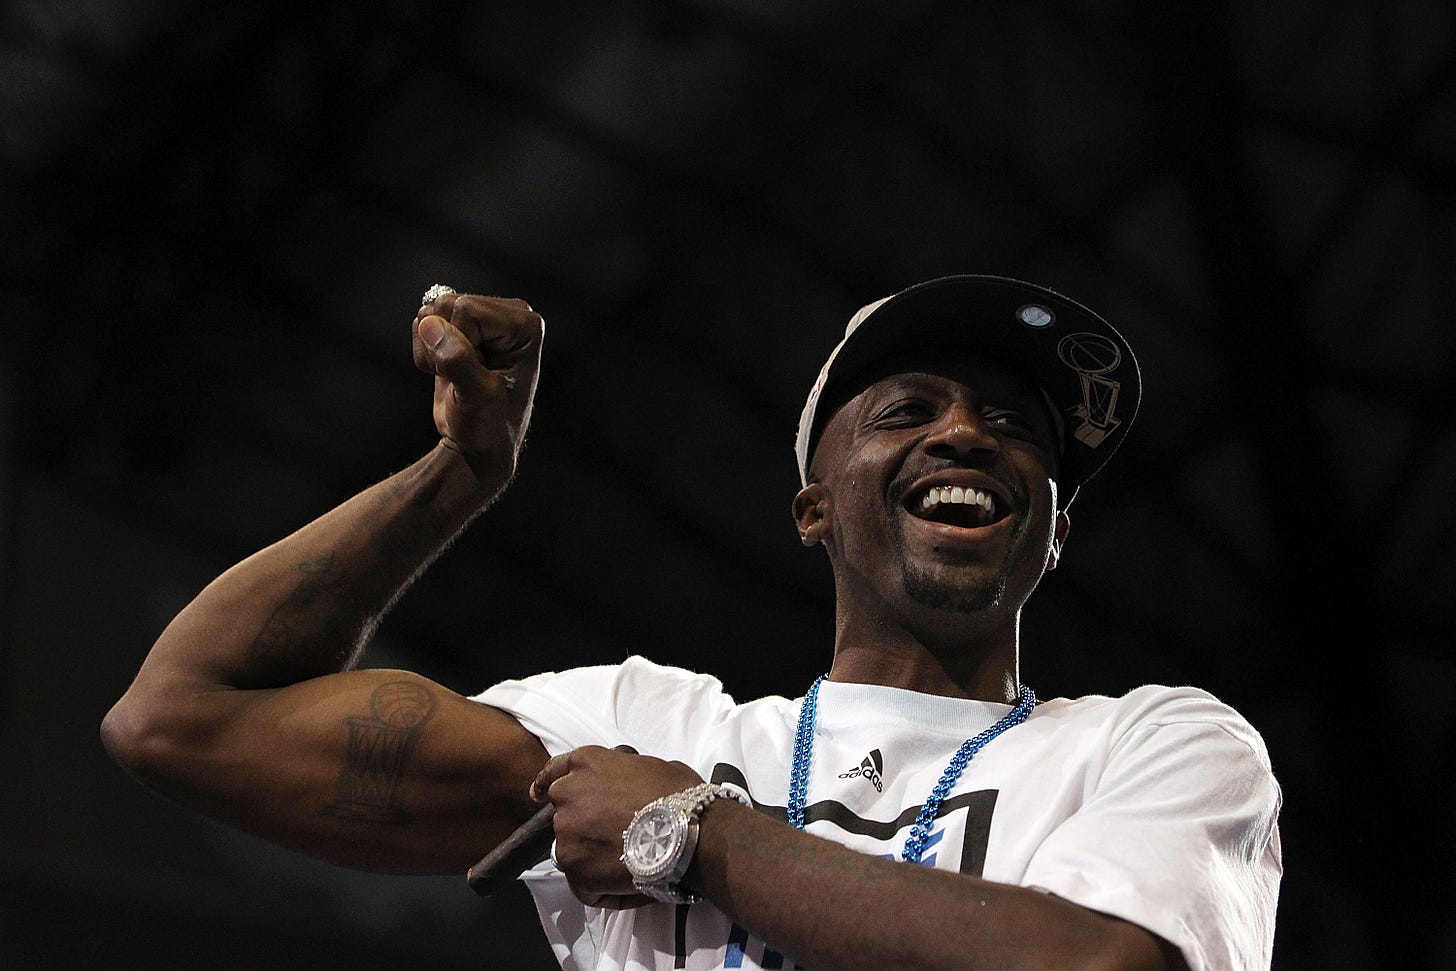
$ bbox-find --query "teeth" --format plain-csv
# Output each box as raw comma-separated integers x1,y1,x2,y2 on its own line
918,486,995,516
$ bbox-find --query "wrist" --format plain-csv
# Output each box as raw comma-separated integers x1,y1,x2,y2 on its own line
678,794,749,897
435,438,514,504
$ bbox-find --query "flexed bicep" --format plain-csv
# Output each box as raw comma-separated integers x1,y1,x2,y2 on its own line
107,667,549,875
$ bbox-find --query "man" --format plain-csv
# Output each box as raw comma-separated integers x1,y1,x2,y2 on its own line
102,275,1282,970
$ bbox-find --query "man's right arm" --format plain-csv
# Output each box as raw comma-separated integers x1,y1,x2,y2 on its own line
101,292,551,875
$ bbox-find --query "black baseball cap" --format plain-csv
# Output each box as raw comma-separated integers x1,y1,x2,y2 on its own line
795,274,1140,507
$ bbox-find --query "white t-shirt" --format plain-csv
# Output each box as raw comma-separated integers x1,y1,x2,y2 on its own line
475,656,1282,971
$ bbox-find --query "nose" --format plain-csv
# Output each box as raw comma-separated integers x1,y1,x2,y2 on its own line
923,403,1000,462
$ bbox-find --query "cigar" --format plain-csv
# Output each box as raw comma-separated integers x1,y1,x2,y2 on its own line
466,802,557,896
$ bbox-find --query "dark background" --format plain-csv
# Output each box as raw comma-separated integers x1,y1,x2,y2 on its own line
3,1,1453,968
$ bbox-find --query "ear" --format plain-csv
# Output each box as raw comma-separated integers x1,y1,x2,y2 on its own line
792,483,831,546
1046,509,1071,571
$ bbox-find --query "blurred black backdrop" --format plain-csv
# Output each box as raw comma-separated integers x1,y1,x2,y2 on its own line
3,1,1454,968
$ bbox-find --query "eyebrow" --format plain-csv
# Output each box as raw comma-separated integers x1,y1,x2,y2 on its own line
866,372,1043,408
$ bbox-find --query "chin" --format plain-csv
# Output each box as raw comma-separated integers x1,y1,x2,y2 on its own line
899,563,1009,614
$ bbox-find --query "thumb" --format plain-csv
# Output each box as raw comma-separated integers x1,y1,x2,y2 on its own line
418,314,448,357
420,315,492,399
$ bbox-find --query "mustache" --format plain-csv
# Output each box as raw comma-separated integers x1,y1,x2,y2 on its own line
886,470,915,508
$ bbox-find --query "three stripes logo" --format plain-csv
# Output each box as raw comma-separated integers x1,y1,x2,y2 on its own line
838,749,885,792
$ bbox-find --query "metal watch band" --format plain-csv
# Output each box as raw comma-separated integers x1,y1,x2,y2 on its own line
671,781,747,817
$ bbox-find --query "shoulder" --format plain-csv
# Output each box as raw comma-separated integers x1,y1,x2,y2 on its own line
477,654,731,700
472,656,745,753
1037,684,1274,771
617,654,734,694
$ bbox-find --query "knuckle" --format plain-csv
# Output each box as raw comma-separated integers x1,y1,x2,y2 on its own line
451,294,492,320
568,744,609,765
508,302,543,329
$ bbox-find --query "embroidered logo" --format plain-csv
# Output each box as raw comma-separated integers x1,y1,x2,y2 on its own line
1056,332,1124,448
838,749,885,792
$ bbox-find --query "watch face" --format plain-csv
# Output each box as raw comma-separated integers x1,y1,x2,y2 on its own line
625,805,686,879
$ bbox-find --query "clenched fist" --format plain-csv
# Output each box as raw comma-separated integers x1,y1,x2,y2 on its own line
412,291,544,493
532,745,703,907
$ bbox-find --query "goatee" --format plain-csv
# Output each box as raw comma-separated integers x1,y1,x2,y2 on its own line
900,560,1008,613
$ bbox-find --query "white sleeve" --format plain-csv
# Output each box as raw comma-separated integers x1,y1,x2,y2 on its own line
471,654,736,760
1022,692,1283,971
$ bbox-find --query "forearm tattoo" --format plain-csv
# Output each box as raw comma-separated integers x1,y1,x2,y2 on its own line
246,554,358,670
248,452,468,674
323,681,439,823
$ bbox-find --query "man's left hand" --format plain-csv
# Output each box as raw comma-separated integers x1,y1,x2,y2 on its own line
531,745,702,906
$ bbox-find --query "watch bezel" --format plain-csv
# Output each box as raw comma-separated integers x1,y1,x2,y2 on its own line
624,803,692,881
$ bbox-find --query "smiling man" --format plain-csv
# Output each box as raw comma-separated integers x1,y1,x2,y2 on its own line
804,360,1064,629
103,276,1282,971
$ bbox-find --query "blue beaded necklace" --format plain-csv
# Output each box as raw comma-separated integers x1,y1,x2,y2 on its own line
787,676,1037,864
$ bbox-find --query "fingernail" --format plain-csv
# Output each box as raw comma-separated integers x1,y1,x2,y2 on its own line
420,317,445,348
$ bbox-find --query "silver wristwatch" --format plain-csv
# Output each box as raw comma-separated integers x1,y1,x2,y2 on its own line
620,782,748,904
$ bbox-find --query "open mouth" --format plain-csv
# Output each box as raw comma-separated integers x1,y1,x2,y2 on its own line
908,485,1004,529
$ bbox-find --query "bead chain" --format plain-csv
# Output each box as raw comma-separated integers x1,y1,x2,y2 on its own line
787,676,1037,864
786,675,823,830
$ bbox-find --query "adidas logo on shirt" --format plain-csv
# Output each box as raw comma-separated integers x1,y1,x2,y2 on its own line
838,749,884,792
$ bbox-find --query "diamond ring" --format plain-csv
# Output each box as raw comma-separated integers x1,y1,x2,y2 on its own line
421,283,455,305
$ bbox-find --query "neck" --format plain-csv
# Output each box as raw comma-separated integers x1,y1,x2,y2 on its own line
826,599,1021,702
